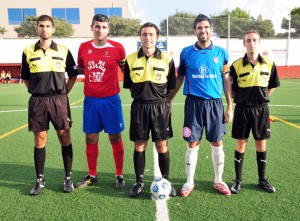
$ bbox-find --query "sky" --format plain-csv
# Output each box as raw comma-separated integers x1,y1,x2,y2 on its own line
136,0,299,33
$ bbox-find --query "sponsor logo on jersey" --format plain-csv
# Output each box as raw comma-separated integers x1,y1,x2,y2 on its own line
192,65,216,79
88,60,106,82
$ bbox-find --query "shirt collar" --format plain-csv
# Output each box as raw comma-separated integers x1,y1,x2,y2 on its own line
34,40,58,52
137,47,162,59
242,53,266,66
193,41,214,50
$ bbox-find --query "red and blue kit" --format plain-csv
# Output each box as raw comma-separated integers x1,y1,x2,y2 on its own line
78,39,125,98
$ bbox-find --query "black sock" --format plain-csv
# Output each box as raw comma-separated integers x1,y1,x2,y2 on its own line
34,147,45,179
133,150,145,183
158,151,170,180
62,144,73,178
234,150,244,181
257,151,267,181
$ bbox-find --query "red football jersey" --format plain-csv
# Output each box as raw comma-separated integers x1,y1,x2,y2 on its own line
78,39,126,97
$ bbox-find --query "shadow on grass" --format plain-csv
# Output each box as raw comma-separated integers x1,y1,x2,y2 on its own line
0,163,155,199
0,163,264,199
0,163,82,195
169,177,267,196
74,171,157,200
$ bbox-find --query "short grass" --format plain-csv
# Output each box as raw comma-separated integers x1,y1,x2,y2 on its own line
0,79,299,221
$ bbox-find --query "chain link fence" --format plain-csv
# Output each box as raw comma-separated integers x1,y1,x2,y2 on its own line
162,14,300,66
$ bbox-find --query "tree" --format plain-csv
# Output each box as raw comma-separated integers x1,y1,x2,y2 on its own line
0,25,6,35
211,7,250,38
250,15,275,38
211,7,275,38
159,8,275,38
109,16,141,36
160,11,198,36
53,18,74,37
280,7,300,38
14,16,74,38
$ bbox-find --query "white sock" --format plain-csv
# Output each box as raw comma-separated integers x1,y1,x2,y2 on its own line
211,145,225,183
185,144,199,185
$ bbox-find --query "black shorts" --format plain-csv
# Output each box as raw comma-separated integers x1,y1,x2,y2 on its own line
232,104,270,140
130,100,173,142
28,94,72,132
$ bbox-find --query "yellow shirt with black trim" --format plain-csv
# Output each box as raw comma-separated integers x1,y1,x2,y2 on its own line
123,48,176,102
21,41,78,96
230,54,280,106
1,71,6,79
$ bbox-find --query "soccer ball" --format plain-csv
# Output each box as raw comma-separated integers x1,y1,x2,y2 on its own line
150,177,171,200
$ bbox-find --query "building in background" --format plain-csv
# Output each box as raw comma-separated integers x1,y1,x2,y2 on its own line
0,0,136,38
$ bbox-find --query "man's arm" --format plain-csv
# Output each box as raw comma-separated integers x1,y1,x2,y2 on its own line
65,50,78,93
77,67,84,75
268,88,275,96
123,60,132,89
229,64,237,98
21,51,30,90
168,74,184,102
268,62,280,95
119,59,125,74
23,79,29,89
223,72,233,124
66,76,77,94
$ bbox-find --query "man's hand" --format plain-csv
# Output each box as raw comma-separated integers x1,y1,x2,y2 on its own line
224,108,233,124
222,64,230,74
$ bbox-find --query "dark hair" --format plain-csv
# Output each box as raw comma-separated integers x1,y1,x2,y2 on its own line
139,22,159,36
92,14,109,26
193,14,212,29
244,30,261,42
37,15,54,27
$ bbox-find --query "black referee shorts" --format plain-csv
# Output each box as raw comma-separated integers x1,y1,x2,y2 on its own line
28,94,72,132
232,104,270,140
130,100,173,142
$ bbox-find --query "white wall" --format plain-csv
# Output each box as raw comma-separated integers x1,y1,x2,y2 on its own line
0,37,299,66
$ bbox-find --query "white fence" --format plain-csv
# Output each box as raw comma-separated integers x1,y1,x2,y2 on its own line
0,37,299,66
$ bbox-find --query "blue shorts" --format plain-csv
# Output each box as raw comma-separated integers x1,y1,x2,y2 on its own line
83,94,125,134
183,96,226,142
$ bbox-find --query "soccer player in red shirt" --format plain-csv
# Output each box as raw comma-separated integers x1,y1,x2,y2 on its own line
76,14,126,189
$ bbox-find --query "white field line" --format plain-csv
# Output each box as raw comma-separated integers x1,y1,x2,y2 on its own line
153,143,170,221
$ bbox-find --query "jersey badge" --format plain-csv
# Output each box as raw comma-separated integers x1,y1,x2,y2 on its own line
213,56,219,64
104,51,110,57
155,73,162,81
55,62,62,70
